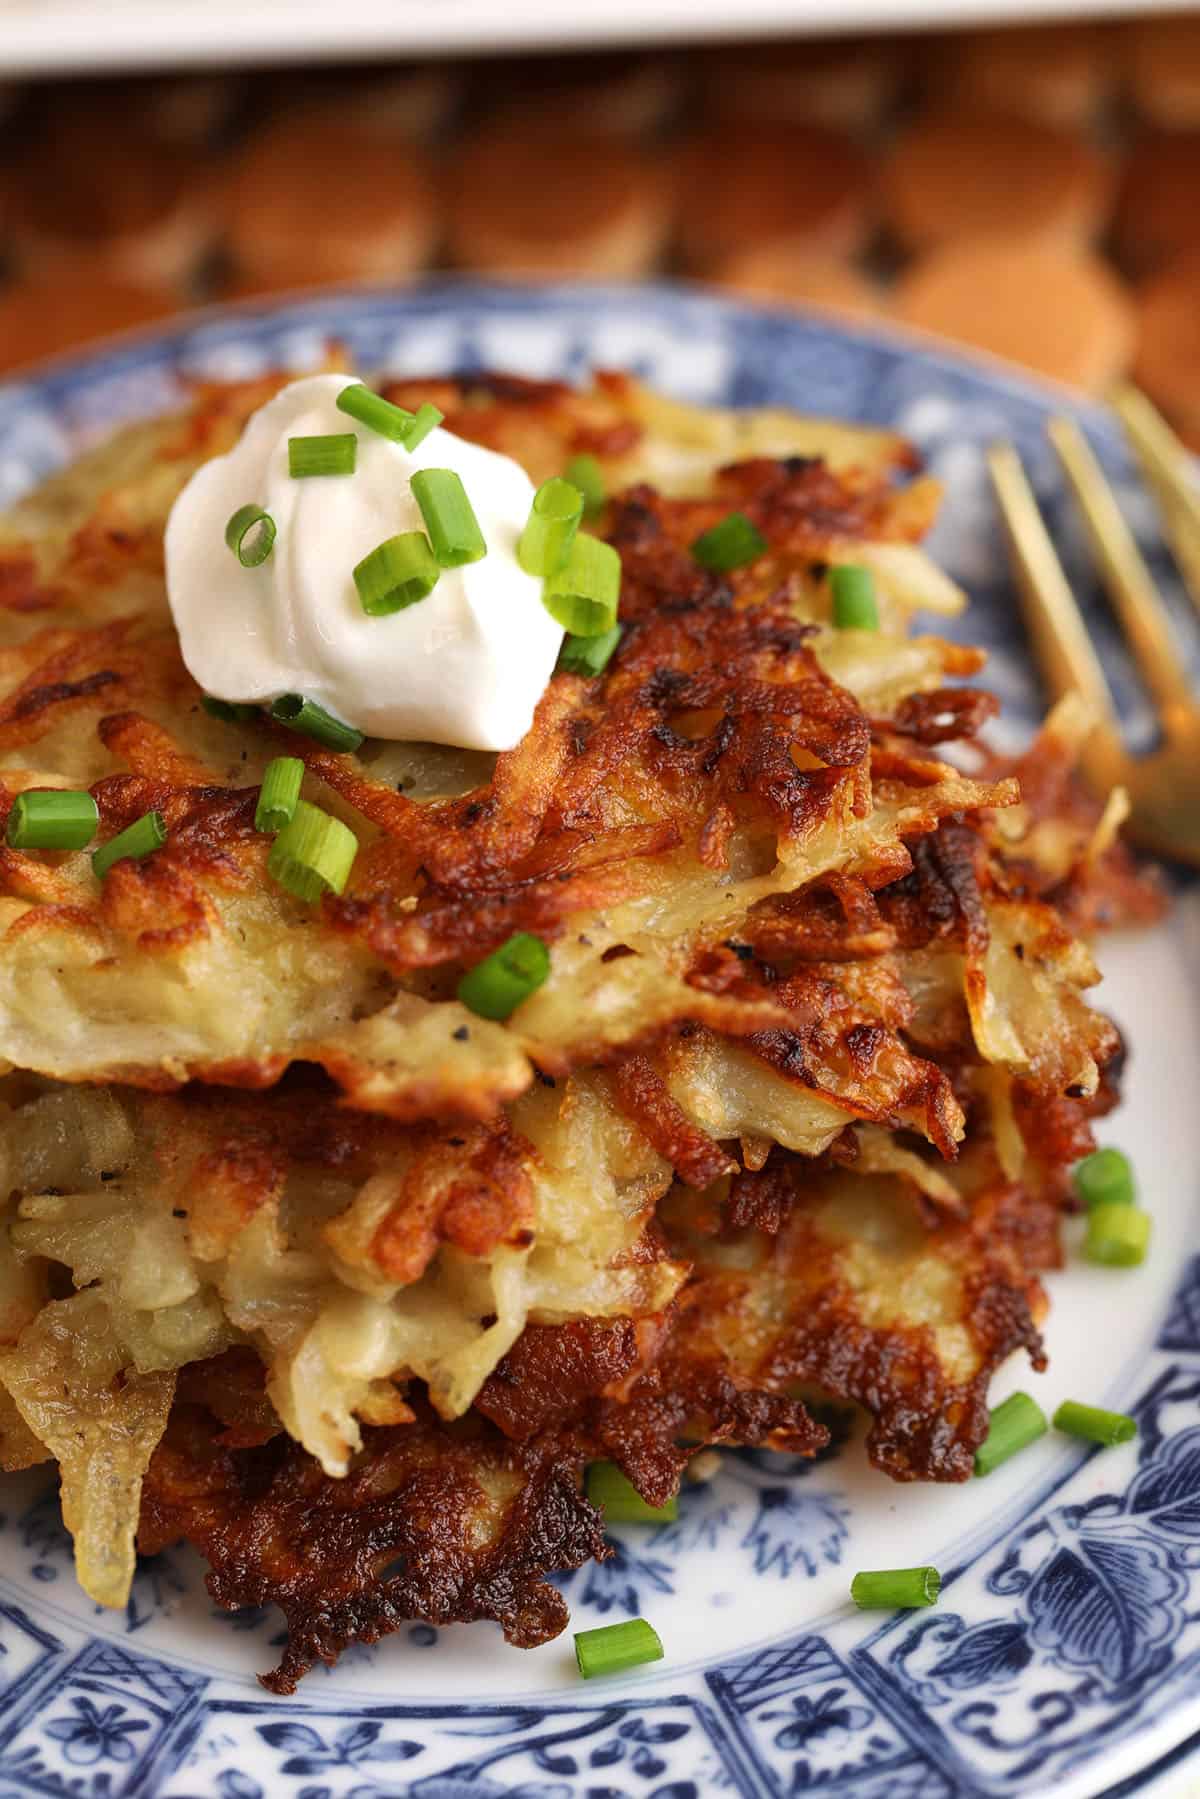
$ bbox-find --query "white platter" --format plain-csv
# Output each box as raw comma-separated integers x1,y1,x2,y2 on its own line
0,281,1198,1799
0,0,1190,78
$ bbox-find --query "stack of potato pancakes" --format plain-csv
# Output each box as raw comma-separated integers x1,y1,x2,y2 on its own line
0,367,1154,1689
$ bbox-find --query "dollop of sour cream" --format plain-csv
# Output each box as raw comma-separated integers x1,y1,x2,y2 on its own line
165,373,563,750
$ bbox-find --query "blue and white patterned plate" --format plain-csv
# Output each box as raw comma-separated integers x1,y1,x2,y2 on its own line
0,281,1197,1799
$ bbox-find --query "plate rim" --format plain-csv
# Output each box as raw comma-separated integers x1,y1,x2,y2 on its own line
0,272,1118,421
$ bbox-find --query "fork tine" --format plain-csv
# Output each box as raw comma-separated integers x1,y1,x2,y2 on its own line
986,442,1122,766
1110,383,1200,617
1049,415,1195,730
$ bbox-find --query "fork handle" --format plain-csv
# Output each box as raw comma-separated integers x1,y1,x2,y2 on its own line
1050,416,1196,725
986,443,1119,728
1112,384,1200,620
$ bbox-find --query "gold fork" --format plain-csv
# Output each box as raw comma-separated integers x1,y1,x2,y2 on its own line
987,386,1200,867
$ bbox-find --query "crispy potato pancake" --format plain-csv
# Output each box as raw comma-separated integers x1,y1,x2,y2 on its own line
0,370,973,1099
141,1382,611,1694
0,366,1156,1685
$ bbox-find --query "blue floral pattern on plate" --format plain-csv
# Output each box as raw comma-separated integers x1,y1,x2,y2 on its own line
0,280,1196,1799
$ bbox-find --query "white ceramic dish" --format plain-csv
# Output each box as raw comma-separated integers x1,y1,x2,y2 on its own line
0,281,1196,1799
0,0,1186,76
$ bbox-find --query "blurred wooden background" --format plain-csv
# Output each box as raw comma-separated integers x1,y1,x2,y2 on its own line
2,12,1199,440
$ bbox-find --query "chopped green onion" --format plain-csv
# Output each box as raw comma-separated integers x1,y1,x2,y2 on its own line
353,533,441,615
518,477,583,577
92,810,167,881
457,931,550,1021
270,694,364,753
586,1461,679,1524
267,799,357,903
851,1566,941,1610
691,511,767,573
338,386,441,451
564,452,605,517
254,757,304,834
411,469,487,567
831,564,880,631
974,1391,1049,1477
542,533,620,638
202,696,261,724
557,623,623,678
574,1618,663,1680
224,503,276,568
288,433,357,478
1074,1147,1134,1210
336,383,417,442
1086,1204,1151,1267
6,789,98,851
1053,1400,1138,1446
402,401,443,452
